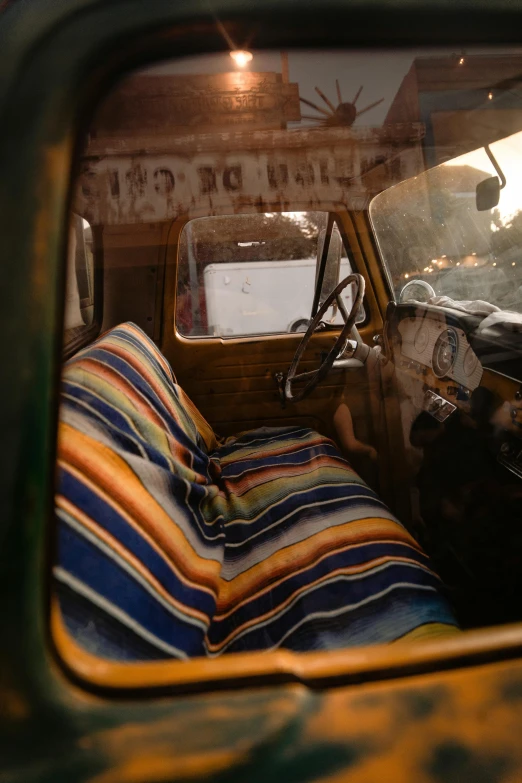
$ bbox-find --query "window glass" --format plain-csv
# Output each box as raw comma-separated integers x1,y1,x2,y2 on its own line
175,212,363,337
55,46,522,680
370,130,522,311
63,215,94,343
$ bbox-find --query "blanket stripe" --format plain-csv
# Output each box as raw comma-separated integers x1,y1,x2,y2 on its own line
54,323,458,661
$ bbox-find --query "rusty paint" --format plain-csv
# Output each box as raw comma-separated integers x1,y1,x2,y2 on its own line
14,658,522,783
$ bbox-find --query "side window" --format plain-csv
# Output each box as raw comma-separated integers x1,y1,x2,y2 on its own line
63,214,95,345
175,212,365,338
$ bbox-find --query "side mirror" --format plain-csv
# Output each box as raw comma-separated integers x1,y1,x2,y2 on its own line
476,144,507,211
476,176,500,211
315,224,343,307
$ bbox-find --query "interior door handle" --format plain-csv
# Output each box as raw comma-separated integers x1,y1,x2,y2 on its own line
274,371,286,408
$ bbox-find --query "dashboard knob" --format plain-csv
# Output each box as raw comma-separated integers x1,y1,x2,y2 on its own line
510,406,522,428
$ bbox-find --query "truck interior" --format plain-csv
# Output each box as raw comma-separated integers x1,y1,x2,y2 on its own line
54,47,522,672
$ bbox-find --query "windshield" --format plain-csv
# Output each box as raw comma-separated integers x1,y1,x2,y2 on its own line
370,129,522,313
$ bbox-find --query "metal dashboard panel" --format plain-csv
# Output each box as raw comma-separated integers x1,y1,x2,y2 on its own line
398,316,483,390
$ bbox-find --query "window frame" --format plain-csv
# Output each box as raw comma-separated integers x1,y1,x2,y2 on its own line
3,0,522,712
62,219,104,359
174,210,369,341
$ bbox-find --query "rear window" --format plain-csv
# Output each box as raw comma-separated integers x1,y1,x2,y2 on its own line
175,211,363,337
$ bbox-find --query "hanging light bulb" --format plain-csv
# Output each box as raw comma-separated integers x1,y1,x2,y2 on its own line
230,50,253,68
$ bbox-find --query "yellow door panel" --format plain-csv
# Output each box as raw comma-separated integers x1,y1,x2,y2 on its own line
160,214,382,445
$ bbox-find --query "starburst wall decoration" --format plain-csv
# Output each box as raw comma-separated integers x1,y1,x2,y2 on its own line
300,80,384,127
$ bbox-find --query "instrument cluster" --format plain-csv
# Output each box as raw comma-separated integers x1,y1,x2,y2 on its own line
398,317,483,391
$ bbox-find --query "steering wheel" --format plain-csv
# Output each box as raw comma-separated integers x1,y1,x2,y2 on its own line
285,273,365,403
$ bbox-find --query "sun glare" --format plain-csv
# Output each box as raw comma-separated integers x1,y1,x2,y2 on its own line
444,129,522,223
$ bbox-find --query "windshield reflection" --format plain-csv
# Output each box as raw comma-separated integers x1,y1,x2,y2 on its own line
370,130,522,314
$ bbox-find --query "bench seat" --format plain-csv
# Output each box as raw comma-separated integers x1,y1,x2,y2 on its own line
54,323,458,661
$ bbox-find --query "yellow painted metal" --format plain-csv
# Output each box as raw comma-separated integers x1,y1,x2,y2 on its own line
160,213,381,441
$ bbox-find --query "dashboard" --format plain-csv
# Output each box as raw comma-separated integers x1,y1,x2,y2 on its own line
386,304,522,627
398,316,483,391
389,302,522,480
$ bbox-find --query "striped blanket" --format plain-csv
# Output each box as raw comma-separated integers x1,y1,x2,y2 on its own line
55,323,458,661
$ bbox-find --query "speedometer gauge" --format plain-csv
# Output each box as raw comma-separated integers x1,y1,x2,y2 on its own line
414,324,430,353
432,328,459,378
463,345,478,377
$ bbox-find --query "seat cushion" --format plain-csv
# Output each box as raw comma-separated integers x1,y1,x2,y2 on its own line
55,323,458,661
207,426,458,654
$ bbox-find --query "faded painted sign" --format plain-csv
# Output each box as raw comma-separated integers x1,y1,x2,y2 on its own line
93,73,301,135
76,125,425,224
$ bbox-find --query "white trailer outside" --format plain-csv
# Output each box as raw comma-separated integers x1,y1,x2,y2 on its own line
203,258,356,337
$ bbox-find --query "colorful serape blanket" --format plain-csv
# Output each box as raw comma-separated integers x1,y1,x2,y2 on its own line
54,323,459,661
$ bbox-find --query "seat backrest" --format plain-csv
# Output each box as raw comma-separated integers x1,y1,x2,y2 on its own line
63,322,216,455
54,323,224,661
